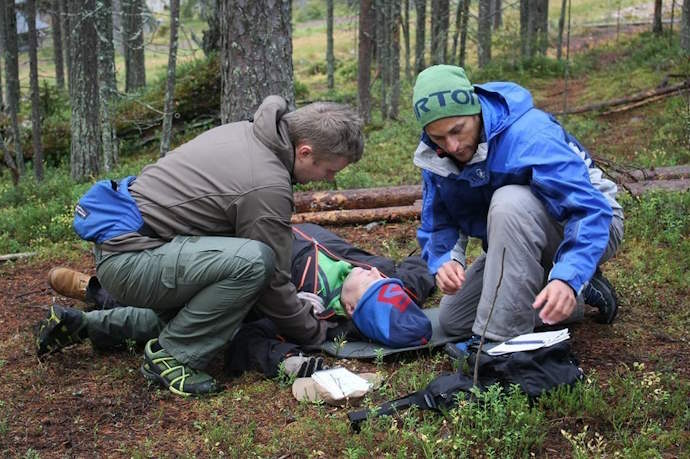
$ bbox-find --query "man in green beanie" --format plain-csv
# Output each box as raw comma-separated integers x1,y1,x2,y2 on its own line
412,65,624,343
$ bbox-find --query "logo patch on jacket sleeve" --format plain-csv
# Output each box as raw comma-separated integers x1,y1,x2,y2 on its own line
74,204,89,219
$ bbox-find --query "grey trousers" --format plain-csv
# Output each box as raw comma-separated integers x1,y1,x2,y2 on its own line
439,185,624,342
95,236,275,368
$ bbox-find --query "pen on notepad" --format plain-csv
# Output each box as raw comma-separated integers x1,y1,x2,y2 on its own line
504,340,544,345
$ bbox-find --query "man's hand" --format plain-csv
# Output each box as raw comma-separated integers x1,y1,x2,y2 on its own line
533,279,576,325
435,260,466,295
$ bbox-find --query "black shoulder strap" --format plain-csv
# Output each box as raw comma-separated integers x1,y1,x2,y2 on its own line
348,391,433,431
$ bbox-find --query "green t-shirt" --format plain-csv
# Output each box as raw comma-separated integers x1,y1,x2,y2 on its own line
315,250,353,316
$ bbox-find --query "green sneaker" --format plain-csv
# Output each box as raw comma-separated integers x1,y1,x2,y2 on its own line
35,304,87,356
140,339,220,397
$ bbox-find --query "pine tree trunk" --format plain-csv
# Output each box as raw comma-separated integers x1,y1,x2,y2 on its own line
402,0,411,80
430,0,449,64
653,0,663,34
220,0,294,123
478,0,492,67
459,0,469,66
413,0,425,73
27,0,43,181
536,0,548,54
60,0,71,92
358,0,374,123
493,0,502,29
557,0,567,60
68,0,101,181
389,0,401,119
51,0,64,89
160,0,180,157
378,0,389,118
451,0,463,65
0,134,18,185
520,0,529,57
1,0,23,173
326,0,335,90
201,0,220,54
682,0,690,53
122,0,146,92
98,0,119,171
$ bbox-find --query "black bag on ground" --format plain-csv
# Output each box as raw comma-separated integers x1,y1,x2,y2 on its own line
348,341,583,430
468,341,584,398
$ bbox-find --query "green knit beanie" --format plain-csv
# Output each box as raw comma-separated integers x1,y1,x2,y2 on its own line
412,65,481,127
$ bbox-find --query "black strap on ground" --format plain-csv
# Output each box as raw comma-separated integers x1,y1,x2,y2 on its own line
348,391,433,432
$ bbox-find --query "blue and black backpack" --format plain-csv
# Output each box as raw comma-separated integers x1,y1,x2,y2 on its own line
73,176,151,244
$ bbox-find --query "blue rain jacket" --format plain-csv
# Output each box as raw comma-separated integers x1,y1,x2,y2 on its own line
416,82,613,295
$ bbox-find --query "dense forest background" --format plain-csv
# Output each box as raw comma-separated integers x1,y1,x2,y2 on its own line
0,1,688,457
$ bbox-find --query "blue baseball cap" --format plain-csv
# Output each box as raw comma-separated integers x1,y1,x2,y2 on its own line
351,278,432,348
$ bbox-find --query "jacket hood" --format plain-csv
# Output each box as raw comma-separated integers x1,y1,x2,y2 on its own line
252,95,295,176
474,82,534,141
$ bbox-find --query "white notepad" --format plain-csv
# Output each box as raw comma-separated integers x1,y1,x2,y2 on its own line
311,368,372,399
487,329,570,356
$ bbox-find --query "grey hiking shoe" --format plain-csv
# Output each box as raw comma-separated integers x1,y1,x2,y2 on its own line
583,269,618,324
140,339,220,397
283,354,326,377
35,304,87,356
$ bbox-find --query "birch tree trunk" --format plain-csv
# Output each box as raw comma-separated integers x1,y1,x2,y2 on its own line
478,0,492,67
220,0,294,123
69,0,101,181
51,0,65,89
430,0,449,64
327,0,334,90
682,0,690,54
27,0,43,181
1,0,22,173
413,0,425,73
653,0,663,34
97,0,119,171
160,0,180,157
122,0,146,92
358,0,374,123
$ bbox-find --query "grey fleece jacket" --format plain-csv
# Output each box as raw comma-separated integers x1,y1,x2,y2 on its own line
98,96,327,345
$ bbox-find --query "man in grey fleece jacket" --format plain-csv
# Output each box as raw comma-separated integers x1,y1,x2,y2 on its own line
59,96,363,396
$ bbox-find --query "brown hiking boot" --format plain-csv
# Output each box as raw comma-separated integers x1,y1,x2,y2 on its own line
48,267,90,302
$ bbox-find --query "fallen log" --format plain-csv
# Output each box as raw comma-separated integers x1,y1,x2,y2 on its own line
293,185,422,212
624,178,690,196
294,165,690,212
608,165,690,182
553,80,689,116
0,252,37,262
291,202,422,225
291,178,689,225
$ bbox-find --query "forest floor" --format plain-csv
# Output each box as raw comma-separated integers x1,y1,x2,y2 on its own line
1,215,688,457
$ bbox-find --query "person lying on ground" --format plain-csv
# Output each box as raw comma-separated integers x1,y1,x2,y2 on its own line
411,65,623,345
36,223,436,380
